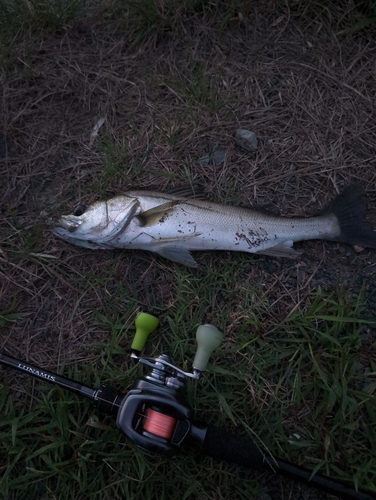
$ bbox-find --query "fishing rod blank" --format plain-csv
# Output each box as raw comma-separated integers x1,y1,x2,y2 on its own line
0,353,123,414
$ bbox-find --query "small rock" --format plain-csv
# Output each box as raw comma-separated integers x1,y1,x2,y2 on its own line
353,245,364,253
356,362,365,374
17,318,28,327
360,331,371,344
212,148,226,166
143,273,153,285
235,129,258,152
297,269,306,283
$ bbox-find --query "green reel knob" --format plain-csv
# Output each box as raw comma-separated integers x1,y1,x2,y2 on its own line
131,312,159,354
193,324,224,372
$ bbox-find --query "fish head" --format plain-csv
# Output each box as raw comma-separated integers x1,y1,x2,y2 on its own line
52,196,139,248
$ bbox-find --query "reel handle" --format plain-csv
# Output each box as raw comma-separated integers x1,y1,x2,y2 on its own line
131,312,159,354
193,324,223,372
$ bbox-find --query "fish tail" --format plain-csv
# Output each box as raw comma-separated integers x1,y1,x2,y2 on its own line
325,186,376,249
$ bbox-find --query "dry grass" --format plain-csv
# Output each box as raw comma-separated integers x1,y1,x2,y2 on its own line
1,1,376,499
2,0,376,353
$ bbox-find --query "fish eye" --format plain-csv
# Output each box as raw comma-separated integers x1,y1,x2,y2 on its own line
73,205,87,217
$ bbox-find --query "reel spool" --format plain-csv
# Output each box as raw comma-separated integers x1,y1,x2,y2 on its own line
143,409,177,440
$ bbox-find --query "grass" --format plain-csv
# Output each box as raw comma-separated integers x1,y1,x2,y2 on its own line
0,301,30,328
165,61,226,114
0,0,82,32
337,0,376,34
1,1,376,499
0,0,82,69
1,261,376,499
114,0,234,45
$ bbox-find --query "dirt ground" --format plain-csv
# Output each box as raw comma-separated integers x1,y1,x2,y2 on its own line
1,1,376,499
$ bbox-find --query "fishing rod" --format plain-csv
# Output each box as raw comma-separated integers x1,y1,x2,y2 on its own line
0,312,374,500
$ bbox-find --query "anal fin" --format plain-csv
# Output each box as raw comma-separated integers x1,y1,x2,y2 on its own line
256,240,301,258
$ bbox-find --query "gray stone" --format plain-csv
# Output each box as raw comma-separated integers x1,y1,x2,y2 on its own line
212,148,226,166
235,128,258,152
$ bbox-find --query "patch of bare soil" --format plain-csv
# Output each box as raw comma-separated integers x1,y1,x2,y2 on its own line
1,1,376,498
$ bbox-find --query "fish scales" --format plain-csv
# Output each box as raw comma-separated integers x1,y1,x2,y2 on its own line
125,192,339,253
52,186,376,267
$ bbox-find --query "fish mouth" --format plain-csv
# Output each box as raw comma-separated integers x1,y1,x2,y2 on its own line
53,216,81,233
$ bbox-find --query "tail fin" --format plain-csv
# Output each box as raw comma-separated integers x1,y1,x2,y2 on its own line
325,186,376,249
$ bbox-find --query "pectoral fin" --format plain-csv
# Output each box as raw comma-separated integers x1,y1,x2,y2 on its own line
257,240,301,258
138,201,180,227
148,233,202,267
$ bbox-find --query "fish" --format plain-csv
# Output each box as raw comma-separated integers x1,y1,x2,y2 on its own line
52,186,376,268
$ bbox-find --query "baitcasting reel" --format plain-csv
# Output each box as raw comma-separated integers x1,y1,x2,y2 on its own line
113,315,223,457
0,313,373,500
0,313,223,459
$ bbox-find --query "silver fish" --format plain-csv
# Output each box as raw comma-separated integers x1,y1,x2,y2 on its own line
52,186,376,267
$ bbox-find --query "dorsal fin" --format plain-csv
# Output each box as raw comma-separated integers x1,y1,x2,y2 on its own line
164,183,207,200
